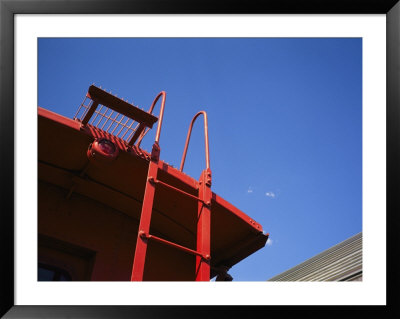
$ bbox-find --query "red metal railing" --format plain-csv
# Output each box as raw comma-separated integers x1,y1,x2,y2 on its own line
74,85,159,147
74,95,141,143
179,111,210,172
136,91,166,148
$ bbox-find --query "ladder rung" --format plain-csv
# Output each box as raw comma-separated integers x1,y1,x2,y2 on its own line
139,231,210,260
148,178,210,206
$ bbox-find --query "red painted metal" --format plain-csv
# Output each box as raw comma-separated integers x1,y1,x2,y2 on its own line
151,178,205,203
176,111,214,280
180,111,210,172
76,85,158,146
175,111,213,280
87,85,158,128
39,87,269,281
131,92,166,281
196,168,212,281
38,107,82,131
133,103,213,281
136,91,167,148
128,123,146,146
81,101,99,126
139,231,210,260
130,157,159,281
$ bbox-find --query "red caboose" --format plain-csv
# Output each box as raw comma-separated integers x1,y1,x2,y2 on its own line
38,85,269,281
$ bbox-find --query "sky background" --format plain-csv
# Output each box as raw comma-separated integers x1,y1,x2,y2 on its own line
38,38,362,281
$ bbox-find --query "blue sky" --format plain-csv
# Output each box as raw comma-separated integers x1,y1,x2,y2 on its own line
38,38,362,281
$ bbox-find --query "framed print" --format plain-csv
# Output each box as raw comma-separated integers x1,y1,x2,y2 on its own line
1,0,399,317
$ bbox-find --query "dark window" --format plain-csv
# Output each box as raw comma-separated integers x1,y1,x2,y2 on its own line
38,263,72,281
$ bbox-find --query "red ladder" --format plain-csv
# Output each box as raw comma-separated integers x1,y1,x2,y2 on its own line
131,93,212,281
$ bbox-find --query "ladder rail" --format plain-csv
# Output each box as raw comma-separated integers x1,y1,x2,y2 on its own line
179,111,210,172
130,91,167,281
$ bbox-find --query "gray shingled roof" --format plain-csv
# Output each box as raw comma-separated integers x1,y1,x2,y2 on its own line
268,232,362,281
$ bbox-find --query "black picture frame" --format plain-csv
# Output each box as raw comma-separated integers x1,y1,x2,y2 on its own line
1,0,399,317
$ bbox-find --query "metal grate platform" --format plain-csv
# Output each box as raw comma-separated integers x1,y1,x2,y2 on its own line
74,96,141,142
73,85,158,146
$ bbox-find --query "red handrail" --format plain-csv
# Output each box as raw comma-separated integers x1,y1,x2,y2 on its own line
179,111,210,172
136,91,166,147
